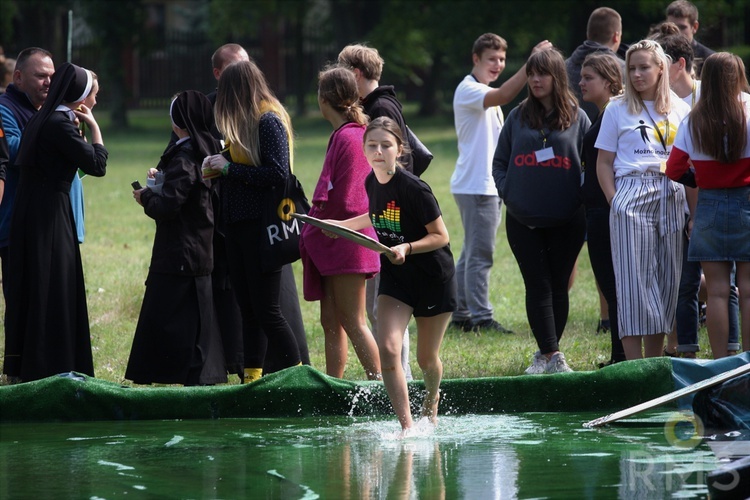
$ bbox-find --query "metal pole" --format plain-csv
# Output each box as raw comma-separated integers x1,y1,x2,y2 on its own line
67,10,73,62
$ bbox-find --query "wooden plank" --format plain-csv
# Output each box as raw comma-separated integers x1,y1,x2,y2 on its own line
584,362,750,428
291,213,396,258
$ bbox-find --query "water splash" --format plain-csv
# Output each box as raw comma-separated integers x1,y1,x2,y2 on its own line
68,435,126,441
97,460,134,471
164,435,183,447
379,417,437,441
267,469,320,499
347,385,380,417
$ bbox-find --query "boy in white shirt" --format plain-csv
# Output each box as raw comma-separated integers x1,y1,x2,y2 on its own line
450,33,550,333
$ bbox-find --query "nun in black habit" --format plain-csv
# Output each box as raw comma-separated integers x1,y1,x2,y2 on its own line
125,90,227,386
3,63,107,382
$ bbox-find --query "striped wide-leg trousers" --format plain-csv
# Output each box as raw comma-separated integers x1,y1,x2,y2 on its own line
609,174,685,338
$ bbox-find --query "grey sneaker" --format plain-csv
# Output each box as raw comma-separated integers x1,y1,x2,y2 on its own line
524,351,548,375
545,352,573,374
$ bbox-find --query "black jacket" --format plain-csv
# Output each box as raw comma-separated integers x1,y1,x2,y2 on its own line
361,85,413,172
141,140,214,276
565,41,625,123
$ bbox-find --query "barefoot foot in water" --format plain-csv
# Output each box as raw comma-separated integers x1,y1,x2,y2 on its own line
420,390,440,426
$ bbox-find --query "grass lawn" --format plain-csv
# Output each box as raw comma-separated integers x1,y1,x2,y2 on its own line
0,108,714,384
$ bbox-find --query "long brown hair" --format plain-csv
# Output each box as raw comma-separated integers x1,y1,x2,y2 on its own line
520,49,578,130
689,52,749,163
215,60,294,167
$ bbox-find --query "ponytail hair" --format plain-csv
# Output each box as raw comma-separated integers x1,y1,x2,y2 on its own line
318,65,368,126
582,53,623,97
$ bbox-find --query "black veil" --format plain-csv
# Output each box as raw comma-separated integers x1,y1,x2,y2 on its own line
170,90,221,160
15,62,91,169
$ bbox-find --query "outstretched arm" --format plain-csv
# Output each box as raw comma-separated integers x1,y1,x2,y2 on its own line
330,213,372,231
483,40,553,108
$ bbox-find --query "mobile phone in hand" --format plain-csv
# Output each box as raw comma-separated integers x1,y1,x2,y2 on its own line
131,180,142,190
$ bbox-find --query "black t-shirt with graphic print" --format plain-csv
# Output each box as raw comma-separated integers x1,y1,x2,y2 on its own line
365,168,454,282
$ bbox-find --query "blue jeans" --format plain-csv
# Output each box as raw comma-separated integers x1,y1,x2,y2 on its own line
453,194,502,323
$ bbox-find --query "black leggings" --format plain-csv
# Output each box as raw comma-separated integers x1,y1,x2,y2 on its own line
225,219,301,369
586,207,626,362
506,209,586,354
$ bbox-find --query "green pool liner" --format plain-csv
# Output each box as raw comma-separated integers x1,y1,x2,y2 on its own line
0,357,677,422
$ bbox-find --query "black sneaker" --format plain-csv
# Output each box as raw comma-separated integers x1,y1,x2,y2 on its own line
597,358,623,369
449,318,473,332
596,319,611,334
471,319,513,334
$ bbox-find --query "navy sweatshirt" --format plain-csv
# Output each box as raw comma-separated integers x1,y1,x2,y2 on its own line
492,105,590,227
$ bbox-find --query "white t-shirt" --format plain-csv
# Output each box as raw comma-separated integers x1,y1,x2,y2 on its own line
451,74,504,195
595,95,691,176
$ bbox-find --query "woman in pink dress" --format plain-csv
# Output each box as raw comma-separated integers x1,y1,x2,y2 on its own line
300,66,381,379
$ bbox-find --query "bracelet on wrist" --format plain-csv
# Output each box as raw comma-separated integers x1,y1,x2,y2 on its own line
407,242,413,255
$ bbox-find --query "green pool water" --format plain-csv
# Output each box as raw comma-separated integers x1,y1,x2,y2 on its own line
0,411,718,498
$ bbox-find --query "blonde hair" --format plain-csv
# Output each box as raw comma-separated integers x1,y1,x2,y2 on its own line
215,60,294,167
624,40,672,115
337,44,384,81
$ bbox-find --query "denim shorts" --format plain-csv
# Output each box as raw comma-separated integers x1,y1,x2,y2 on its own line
688,186,750,262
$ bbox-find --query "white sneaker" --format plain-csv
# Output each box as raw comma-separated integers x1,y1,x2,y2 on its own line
545,352,573,374
524,351,548,374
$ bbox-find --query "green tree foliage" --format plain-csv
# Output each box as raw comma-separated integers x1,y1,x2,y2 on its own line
5,0,746,122
78,0,147,129
0,1,19,49
2,0,70,58
208,0,318,115
365,0,571,115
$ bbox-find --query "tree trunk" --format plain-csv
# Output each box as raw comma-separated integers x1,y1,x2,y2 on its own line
418,50,443,117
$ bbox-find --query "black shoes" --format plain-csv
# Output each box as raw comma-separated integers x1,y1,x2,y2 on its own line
470,318,514,334
450,317,514,333
597,358,624,369
449,318,473,332
596,319,611,334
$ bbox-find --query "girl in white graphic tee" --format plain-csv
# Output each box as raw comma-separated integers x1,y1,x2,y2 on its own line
596,40,690,360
